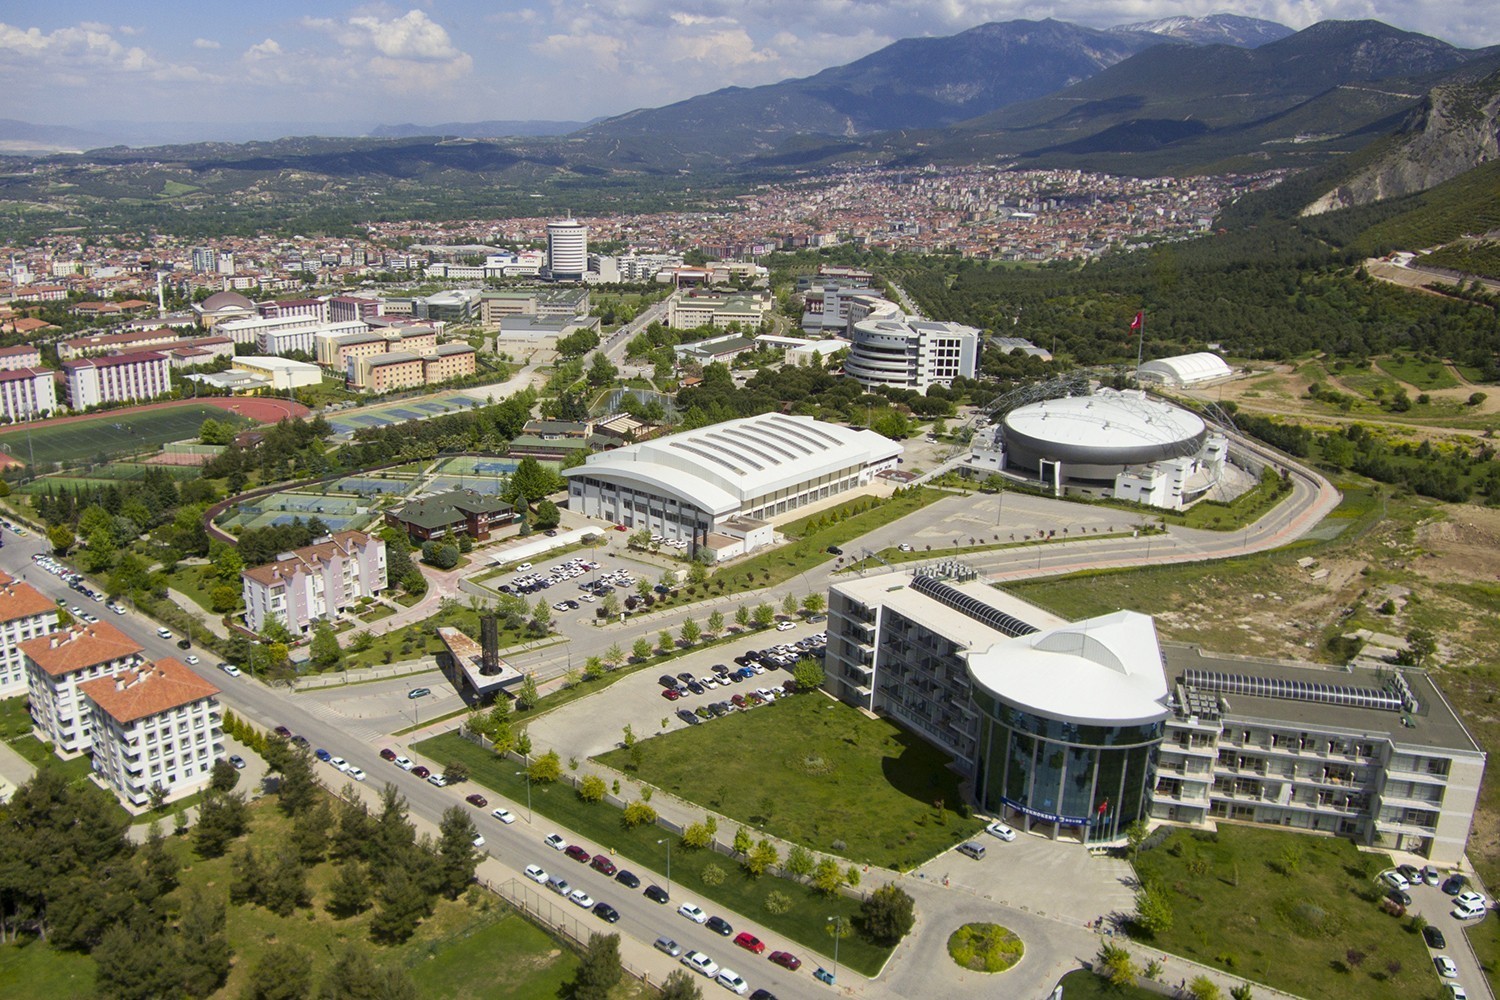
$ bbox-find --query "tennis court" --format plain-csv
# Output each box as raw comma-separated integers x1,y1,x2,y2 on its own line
334,476,418,496
217,488,376,534
435,456,525,476
325,394,490,435
426,477,508,495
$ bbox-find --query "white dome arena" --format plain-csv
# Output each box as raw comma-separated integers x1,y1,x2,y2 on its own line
1002,390,1207,480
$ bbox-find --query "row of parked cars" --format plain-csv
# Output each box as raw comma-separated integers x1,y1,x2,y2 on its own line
501,557,611,596
31,552,119,611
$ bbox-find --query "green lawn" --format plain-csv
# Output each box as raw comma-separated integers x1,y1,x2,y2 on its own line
413,731,897,976
1132,826,1432,1000
1376,355,1461,391
0,403,254,469
342,606,535,670
408,912,586,1000
1053,968,1161,1000
595,694,983,870
0,938,96,1000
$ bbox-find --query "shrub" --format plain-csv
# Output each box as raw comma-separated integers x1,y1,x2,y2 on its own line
765,890,792,915
701,863,726,886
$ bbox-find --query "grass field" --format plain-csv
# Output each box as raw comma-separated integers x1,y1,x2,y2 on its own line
0,403,253,469
595,694,983,870
1053,968,1161,1000
414,730,897,976
408,914,585,1000
1377,355,1460,391
0,939,96,1000
1133,826,1431,1000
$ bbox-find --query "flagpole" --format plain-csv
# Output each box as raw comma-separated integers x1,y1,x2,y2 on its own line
1134,310,1145,380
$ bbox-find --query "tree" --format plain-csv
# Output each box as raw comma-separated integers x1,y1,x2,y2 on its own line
434,806,480,898
658,628,674,651
310,622,342,669
176,888,232,997
659,969,704,1000
587,351,618,387
533,498,561,530
802,593,826,614
518,673,539,709
604,642,625,667
632,637,653,661
529,749,563,783
782,592,799,616
752,603,775,627
193,790,249,858
443,759,469,784
735,604,750,627
421,540,459,569
1097,941,1137,988
230,845,263,905
1189,976,1224,1000
1406,627,1437,666
273,744,319,817
263,848,310,916
290,800,332,865
93,924,180,1000
239,942,313,1000
859,884,916,945
515,731,532,757
210,757,240,793
1135,879,1174,935
571,932,623,1000
509,457,562,505
532,598,553,628
793,656,825,692
812,857,845,895
579,774,607,802
785,844,814,878
327,860,373,918
1230,985,1255,1000
210,584,241,613
318,944,419,1000
707,609,724,634
368,867,430,944
745,839,780,877
680,617,701,645
622,800,657,827
48,524,74,555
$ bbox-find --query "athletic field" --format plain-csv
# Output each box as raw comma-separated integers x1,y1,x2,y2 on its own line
0,403,256,469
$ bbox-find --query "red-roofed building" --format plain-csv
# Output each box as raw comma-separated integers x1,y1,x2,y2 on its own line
62,350,171,409
23,620,146,754
241,530,387,635
0,366,58,423
81,658,222,809
0,573,59,696
0,344,42,370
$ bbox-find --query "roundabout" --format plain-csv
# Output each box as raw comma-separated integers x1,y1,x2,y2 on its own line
947,922,1024,973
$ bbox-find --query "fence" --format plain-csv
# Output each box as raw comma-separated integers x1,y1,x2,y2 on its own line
485,877,661,989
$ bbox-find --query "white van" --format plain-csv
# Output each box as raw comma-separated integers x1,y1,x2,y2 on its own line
957,841,986,860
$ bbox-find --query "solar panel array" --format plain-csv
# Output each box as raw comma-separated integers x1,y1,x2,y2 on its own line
1182,669,1403,712
911,573,1038,638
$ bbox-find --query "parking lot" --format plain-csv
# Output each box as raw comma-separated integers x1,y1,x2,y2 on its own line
1382,864,1493,1000
297,672,465,742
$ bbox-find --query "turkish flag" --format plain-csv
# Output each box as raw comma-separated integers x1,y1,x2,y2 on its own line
1129,312,1143,332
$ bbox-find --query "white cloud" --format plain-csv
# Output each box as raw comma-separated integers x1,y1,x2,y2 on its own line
244,39,283,61
0,20,211,82
193,38,222,50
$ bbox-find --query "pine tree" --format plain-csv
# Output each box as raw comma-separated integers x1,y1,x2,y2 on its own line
290,800,332,865
434,806,480,899
240,942,313,1000
262,848,310,917
570,933,623,1000
229,845,262,905
326,860,372,918
368,868,430,944
176,888,232,997
318,944,418,1000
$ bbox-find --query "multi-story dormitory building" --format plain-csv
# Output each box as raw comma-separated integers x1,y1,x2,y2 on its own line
241,530,387,635
825,568,1484,863
23,620,146,755
0,572,60,697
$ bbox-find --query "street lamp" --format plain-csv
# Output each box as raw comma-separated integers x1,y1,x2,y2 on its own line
514,770,532,822
828,915,842,981
657,837,672,895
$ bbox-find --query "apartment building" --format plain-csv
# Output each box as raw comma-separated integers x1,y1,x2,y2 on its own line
62,351,172,409
81,658,222,809
257,297,329,322
0,367,58,423
241,530,387,635
0,572,59,697
328,295,382,323
58,327,182,360
349,351,425,392
23,620,146,755
422,344,477,383
0,344,42,370
665,290,771,331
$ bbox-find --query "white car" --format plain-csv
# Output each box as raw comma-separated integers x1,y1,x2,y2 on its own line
347,767,366,782
678,902,708,924
472,833,486,849
184,655,200,665
1456,891,1487,909
985,821,1017,841
329,756,351,772
775,620,795,631
427,773,448,787
568,889,594,908
492,808,516,824
524,865,548,884
394,756,414,770
545,833,568,850
1381,870,1410,891
681,951,719,978
1449,984,1469,1000
219,663,242,677
716,969,748,995
516,562,533,570
1436,956,1459,978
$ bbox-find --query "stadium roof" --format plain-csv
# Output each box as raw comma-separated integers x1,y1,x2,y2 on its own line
1004,390,1205,456
1139,352,1232,386
564,414,901,516
967,611,1170,726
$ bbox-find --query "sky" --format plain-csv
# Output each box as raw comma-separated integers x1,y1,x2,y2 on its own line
3,1,1496,135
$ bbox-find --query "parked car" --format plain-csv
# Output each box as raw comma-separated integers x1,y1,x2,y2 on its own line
565,844,591,864
1398,864,1423,884
1424,865,1443,886
615,869,640,888
412,766,431,779
706,915,733,936
662,688,682,701
1436,956,1459,978
546,876,570,895
492,807,516,824
314,748,332,762
1380,871,1410,891
593,902,620,923
1388,888,1412,907
681,951,719,978
716,969,749,996
219,663,242,677
768,951,801,971
568,889,594,908
427,773,448,787
591,855,617,876
733,932,765,955
655,936,683,957
544,833,568,850
465,793,488,808
985,821,1017,841
1449,985,1469,1000
347,767,366,782
644,884,670,904
394,756,414,770
1425,926,1448,949
329,756,351,772
1444,874,1470,896
775,620,795,631
379,748,397,761
407,687,431,699
678,903,708,924
750,991,779,1000
227,754,246,770
659,675,679,688
524,865,548,884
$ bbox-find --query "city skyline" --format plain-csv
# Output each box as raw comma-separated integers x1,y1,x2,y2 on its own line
3,1,1495,137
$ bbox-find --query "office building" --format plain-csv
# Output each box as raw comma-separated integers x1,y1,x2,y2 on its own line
385,488,516,543
231,356,324,391
845,306,979,390
241,531,387,635
547,219,588,281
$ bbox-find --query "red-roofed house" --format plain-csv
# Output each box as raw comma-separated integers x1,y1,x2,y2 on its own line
241,530,387,635
81,658,222,808
0,573,59,696
23,620,146,754
62,350,171,409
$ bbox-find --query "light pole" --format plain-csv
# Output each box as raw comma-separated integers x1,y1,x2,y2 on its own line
514,770,532,822
657,837,672,895
828,915,842,981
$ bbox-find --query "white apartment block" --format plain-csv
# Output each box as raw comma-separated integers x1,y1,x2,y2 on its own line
242,531,388,635
257,319,367,355
81,658,222,809
62,351,172,410
0,367,58,422
23,620,146,755
0,572,59,697
0,345,43,370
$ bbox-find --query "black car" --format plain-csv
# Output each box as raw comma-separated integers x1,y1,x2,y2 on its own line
826,545,842,555
686,680,705,695
644,884,670,904
1424,925,1447,949
593,902,621,923
615,870,641,889
677,672,695,684
749,991,779,1000
677,710,701,726
659,675,679,688
706,915,733,936
709,703,728,717
1443,874,1469,895
1388,888,1412,907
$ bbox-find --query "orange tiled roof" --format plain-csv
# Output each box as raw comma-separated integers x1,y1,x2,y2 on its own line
79,657,219,724
242,530,374,586
21,620,145,677
0,578,58,624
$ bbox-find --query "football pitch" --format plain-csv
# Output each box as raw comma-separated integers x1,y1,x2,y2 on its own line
0,403,255,469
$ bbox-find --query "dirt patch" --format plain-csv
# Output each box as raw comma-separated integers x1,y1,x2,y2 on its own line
1413,505,1500,584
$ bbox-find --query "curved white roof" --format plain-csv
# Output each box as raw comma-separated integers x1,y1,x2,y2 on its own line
565,414,901,516
967,610,1169,726
1139,352,1232,385
1005,389,1205,452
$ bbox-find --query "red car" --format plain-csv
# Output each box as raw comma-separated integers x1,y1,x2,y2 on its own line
465,793,488,808
613,524,628,531
591,854,618,876
412,765,431,778
769,951,801,971
730,694,747,709
734,932,766,955
379,748,397,761
564,844,592,863
661,688,681,701
273,725,292,738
